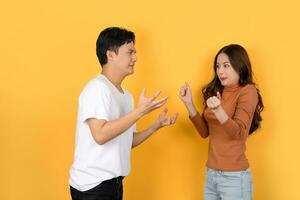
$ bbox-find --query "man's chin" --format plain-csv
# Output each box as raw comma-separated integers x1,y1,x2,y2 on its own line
129,71,134,75
125,70,134,76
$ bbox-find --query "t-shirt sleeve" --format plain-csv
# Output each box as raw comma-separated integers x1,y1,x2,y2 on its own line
222,85,258,139
129,93,137,132
78,81,112,123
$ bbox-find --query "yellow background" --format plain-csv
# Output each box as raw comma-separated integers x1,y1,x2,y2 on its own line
1,0,299,199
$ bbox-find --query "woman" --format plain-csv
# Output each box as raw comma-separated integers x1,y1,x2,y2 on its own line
179,44,263,200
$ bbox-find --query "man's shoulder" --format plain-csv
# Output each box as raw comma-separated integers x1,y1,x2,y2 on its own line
80,75,112,98
85,75,110,90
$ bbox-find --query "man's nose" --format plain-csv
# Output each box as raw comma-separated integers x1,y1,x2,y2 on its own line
133,54,137,62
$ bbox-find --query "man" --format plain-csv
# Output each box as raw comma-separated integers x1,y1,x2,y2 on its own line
69,27,178,200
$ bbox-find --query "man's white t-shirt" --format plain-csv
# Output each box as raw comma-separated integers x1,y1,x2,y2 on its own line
69,74,136,191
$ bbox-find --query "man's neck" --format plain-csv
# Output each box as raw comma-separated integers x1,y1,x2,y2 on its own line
101,66,125,91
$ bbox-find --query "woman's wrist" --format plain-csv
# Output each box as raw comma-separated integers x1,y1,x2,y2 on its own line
185,103,197,117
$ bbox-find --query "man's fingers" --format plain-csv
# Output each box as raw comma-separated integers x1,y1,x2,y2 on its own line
150,90,161,101
140,88,146,98
159,108,168,119
163,108,168,114
162,118,171,126
171,113,179,124
154,101,168,109
153,96,168,106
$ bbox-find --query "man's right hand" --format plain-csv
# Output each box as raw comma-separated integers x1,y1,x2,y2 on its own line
137,88,168,116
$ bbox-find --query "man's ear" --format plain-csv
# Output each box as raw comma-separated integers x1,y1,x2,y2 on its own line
106,50,116,62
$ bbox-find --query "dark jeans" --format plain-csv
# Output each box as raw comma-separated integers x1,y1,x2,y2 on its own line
70,176,124,200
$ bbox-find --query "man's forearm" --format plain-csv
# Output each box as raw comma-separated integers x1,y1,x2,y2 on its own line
132,126,157,148
91,108,143,145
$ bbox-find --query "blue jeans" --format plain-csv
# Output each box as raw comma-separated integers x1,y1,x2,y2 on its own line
204,168,253,200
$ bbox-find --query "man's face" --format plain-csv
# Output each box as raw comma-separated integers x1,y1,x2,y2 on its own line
112,42,137,76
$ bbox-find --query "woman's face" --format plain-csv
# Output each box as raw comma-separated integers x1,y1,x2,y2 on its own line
216,53,240,87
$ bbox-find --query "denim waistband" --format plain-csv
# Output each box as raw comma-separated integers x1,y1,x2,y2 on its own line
207,167,251,174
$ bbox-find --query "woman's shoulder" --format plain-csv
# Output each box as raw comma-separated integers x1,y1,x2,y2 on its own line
239,84,258,101
241,84,257,93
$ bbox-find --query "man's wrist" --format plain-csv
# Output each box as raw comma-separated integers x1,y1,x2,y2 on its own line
149,124,159,133
134,107,144,119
